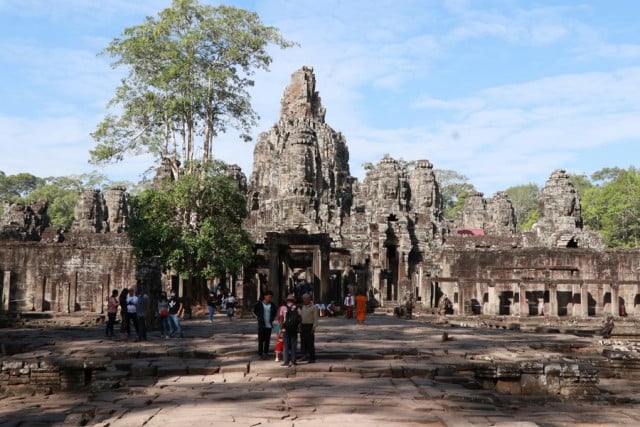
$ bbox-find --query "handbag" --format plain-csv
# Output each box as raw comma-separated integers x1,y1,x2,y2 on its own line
160,309,169,317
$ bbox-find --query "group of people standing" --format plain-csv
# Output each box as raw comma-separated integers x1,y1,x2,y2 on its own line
342,291,368,324
252,289,368,366
105,287,185,341
253,291,319,367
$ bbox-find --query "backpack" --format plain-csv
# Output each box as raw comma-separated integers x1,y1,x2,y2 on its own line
283,305,300,332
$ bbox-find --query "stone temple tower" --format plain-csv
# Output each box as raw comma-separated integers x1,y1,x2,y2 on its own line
245,66,352,246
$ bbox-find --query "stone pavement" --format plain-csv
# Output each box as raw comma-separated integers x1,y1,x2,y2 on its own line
1,312,640,426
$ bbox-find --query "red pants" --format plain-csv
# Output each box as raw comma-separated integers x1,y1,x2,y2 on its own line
345,306,354,319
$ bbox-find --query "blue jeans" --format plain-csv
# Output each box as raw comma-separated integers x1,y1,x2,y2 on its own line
168,314,183,338
159,314,171,336
208,305,215,321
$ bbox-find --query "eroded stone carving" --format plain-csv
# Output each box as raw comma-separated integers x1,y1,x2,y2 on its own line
245,66,351,246
0,200,50,240
532,169,603,248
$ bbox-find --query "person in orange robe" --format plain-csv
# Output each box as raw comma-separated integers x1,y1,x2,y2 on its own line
355,291,368,324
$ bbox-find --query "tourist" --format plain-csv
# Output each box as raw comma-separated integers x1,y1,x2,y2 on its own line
135,288,150,341
124,288,139,340
226,293,237,320
253,290,278,359
207,291,216,322
118,288,129,336
157,291,171,339
315,302,326,317
343,292,355,319
278,293,301,367
325,301,335,317
300,293,319,363
105,289,119,338
167,291,184,338
355,290,368,325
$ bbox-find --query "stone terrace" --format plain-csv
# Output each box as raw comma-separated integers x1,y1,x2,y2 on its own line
1,312,640,426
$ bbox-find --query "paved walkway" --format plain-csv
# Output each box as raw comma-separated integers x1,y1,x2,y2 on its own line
1,312,640,426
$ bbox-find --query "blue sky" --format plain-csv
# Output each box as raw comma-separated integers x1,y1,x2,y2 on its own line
1,0,639,196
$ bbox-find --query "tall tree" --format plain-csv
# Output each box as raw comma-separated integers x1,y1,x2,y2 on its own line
582,167,640,248
90,0,295,175
0,172,43,202
433,169,475,219
505,183,540,231
128,163,253,280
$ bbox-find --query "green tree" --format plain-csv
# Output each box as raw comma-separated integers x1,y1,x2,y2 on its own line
21,172,112,229
90,0,295,175
568,173,593,199
582,167,640,248
0,172,44,202
505,183,540,231
128,162,253,281
434,169,475,219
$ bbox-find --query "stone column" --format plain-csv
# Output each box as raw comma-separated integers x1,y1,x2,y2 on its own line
267,238,282,304
548,283,558,317
372,267,381,306
518,283,528,317
101,274,110,314
69,272,78,313
611,283,619,317
512,282,519,316
62,282,70,313
580,282,589,317
456,282,463,315
2,271,10,312
487,283,497,315
38,277,46,312
319,240,330,306
596,284,604,316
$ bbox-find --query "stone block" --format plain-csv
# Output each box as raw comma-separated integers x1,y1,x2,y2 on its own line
495,379,522,395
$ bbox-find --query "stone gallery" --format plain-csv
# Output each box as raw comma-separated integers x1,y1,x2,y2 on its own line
1,66,640,319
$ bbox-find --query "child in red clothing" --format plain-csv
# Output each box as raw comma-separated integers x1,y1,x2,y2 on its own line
274,323,284,361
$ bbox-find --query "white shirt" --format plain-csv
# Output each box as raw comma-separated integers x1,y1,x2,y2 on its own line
344,295,353,306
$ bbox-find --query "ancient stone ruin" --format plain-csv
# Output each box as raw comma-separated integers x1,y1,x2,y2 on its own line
0,66,639,324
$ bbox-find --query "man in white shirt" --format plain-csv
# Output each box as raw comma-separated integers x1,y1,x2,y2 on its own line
344,292,354,319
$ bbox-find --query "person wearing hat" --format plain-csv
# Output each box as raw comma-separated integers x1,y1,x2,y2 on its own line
278,293,302,367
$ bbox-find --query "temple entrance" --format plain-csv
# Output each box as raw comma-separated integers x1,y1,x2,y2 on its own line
265,232,331,305
384,244,399,301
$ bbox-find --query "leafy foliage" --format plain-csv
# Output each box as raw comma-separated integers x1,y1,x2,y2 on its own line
434,169,475,219
582,167,640,248
0,171,113,228
128,163,253,279
505,183,540,231
91,0,295,174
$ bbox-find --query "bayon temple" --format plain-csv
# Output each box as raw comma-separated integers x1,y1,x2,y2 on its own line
1,66,640,319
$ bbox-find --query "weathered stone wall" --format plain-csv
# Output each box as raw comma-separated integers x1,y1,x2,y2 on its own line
0,233,136,313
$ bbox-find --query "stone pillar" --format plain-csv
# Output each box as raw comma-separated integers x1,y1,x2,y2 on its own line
457,283,464,315
512,282,519,316
487,283,497,315
268,239,282,304
580,282,589,317
548,283,558,317
101,274,110,314
611,283,619,317
372,267,381,306
70,272,78,313
2,271,10,312
38,277,46,311
319,240,330,306
518,283,528,317
62,282,70,313
595,284,604,316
